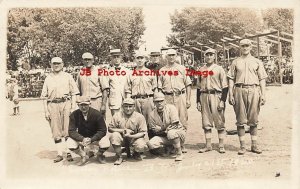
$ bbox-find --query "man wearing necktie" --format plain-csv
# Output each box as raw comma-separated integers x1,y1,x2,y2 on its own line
146,51,165,81
108,49,131,116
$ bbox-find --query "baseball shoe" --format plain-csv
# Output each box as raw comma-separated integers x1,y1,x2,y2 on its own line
181,146,187,153
87,151,95,158
198,147,212,153
122,147,132,158
114,156,123,165
226,129,237,135
175,154,183,161
66,153,74,162
53,155,63,163
133,152,143,161
245,128,250,133
97,154,106,164
161,146,172,157
77,156,89,166
121,147,126,153
219,147,226,154
149,149,161,156
238,147,246,155
251,146,262,154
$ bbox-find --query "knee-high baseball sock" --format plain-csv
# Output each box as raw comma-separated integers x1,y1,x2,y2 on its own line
172,138,182,155
55,139,63,156
250,126,258,147
74,145,87,157
113,145,122,157
237,126,245,148
204,129,212,148
63,137,71,154
218,129,225,148
98,147,108,155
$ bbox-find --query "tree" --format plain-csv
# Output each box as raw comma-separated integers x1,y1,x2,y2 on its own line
7,8,146,70
262,9,293,34
262,9,293,57
167,8,263,47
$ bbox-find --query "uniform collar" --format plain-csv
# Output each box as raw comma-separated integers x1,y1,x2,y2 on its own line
203,63,217,70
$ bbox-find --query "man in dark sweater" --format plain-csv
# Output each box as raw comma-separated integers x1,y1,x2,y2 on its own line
67,96,110,166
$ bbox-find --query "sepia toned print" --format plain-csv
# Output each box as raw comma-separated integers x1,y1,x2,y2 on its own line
1,1,299,189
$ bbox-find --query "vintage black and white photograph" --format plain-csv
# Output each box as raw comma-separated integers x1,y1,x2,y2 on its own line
1,0,299,188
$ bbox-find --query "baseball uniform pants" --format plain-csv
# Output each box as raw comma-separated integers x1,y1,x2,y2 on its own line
48,101,71,140
200,93,225,130
164,94,188,129
109,132,148,153
67,136,110,155
90,97,102,112
134,97,154,123
233,86,261,127
148,129,186,149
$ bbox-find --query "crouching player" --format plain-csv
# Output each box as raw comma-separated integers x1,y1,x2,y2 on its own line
147,92,186,161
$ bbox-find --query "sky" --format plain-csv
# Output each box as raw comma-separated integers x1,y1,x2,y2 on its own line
139,6,182,53
139,7,264,53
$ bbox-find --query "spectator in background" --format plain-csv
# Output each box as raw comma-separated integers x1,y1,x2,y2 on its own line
8,78,20,116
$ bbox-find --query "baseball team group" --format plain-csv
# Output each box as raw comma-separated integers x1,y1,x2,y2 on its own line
40,38,267,166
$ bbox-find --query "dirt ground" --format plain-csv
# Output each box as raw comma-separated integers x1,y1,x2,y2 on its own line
2,85,294,188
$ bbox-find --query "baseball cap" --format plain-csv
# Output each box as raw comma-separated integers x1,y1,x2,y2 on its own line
82,52,94,59
122,98,135,105
240,39,252,45
76,96,91,105
166,49,177,55
153,92,165,102
204,48,216,55
150,51,161,56
135,51,146,58
110,49,122,55
51,57,63,64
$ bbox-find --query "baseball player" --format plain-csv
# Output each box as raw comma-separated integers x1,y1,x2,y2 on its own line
76,52,109,117
41,57,79,163
196,49,228,153
158,48,192,153
124,51,157,138
107,49,131,116
67,96,110,166
108,98,148,165
227,39,267,155
8,78,20,116
147,92,186,161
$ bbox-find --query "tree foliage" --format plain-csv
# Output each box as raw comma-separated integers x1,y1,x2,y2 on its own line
262,9,293,57
167,8,263,47
7,8,146,70
262,9,293,34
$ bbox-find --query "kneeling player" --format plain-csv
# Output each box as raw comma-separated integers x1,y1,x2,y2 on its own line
147,92,186,161
67,96,110,166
